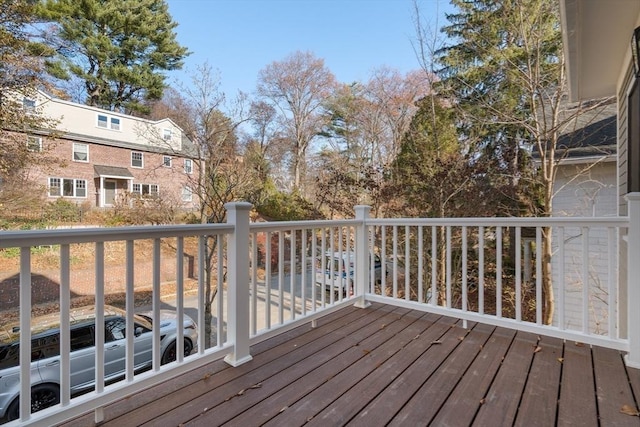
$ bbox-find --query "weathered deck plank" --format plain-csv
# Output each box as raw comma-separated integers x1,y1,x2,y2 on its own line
189,306,425,426
301,315,460,426
142,305,404,427
557,341,599,427
387,322,496,426
473,330,539,426
217,309,437,427
429,326,517,426
592,346,640,426
58,304,640,427
514,334,563,427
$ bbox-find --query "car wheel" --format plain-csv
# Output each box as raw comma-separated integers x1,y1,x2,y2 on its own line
6,384,60,421
161,339,193,364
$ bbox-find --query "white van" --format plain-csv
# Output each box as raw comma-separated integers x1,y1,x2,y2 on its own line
315,252,383,296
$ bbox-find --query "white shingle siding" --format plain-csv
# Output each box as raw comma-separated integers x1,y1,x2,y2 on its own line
551,161,617,334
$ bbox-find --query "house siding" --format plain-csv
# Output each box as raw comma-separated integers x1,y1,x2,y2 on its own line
551,161,617,334
29,137,197,209
618,64,634,216
13,91,201,211
617,61,636,338
35,92,183,152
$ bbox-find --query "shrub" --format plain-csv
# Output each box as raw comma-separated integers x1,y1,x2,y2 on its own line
256,191,320,221
43,199,83,223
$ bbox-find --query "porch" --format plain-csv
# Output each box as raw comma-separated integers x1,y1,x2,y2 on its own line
59,303,639,426
2,197,640,426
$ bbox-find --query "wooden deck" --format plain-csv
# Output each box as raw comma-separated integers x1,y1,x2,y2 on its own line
60,303,640,427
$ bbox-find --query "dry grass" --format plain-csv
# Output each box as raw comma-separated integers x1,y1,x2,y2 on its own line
0,239,203,327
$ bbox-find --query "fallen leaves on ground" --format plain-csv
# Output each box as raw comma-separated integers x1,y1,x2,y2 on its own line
620,404,640,416
225,383,262,401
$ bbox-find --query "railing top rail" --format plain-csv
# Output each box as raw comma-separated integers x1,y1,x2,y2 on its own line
0,223,234,248
249,219,358,232
366,216,629,228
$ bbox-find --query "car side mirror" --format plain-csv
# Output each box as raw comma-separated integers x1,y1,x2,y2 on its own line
134,327,144,337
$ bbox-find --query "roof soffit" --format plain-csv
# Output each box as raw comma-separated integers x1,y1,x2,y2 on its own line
561,0,640,101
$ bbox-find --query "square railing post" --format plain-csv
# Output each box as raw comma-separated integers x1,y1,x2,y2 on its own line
626,193,640,368
354,205,372,309
224,202,253,367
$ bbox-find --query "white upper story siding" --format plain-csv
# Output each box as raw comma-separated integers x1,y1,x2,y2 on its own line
30,91,184,153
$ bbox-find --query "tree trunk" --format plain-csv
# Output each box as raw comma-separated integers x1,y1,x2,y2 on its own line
203,237,218,349
437,225,447,305
542,226,554,325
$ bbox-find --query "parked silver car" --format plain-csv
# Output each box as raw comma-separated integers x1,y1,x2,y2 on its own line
315,251,384,295
0,305,197,421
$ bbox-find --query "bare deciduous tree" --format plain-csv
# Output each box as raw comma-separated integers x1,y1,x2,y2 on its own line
0,0,61,212
256,50,336,194
148,63,253,347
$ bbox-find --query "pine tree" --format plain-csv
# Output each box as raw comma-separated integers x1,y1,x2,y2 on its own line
434,0,608,324
437,0,552,217
40,0,189,113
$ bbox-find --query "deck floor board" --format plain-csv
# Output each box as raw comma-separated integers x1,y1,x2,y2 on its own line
557,342,599,427
388,322,496,426
473,330,538,426
202,307,425,426
59,303,640,427
514,334,563,427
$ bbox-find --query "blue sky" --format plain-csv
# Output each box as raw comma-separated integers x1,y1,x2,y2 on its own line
165,0,455,97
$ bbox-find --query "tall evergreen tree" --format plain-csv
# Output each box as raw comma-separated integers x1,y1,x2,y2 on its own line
437,0,548,217
434,0,609,323
40,0,189,113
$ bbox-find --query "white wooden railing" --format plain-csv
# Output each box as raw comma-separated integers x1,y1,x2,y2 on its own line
2,196,640,426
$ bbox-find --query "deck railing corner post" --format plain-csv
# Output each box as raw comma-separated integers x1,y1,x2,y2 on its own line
625,193,640,368
354,205,372,309
224,201,253,367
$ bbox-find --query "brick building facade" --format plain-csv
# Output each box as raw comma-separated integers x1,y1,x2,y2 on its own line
22,91,201,210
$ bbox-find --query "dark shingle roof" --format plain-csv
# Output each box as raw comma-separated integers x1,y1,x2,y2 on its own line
93,165,134,179
531,101,617,161
556,103,616,158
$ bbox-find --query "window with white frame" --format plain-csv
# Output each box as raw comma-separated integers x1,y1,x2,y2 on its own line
23,98,36,112
97,113,121,130
97,114,108,128
27,136,42,152
132,183,159,197
163,128,172,140
184,158,193,174
48,177,87,198
73,143,89,162
163,155,172,167
131,151,143,168
182,186,193,202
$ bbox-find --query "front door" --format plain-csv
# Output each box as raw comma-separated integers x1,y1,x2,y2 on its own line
104,180,116,206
